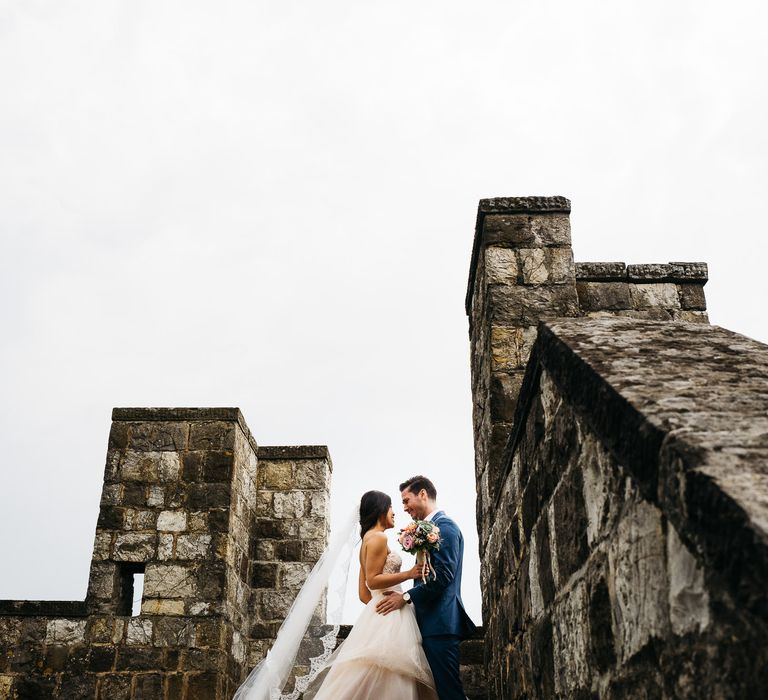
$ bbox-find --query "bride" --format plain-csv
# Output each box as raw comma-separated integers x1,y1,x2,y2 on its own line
305,490,438,700
233,490,438,700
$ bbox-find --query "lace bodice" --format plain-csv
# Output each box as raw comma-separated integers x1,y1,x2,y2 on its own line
383,550,402,574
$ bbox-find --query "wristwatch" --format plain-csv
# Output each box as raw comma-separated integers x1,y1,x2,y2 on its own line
403,592,412,604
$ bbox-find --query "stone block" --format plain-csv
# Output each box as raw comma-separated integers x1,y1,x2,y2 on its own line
490,371,524,422
490,325,538,371
92,531,112,560
157,510,187,532
189,421,236,450
608,499,669,663
192,620,221,648
552,581,590,695
141,598,185,616
260,461,293,489
99,674,132,700
677,283,707,310
518,248,548,284
482,213,571,248
308,491,328,518
153,618,191,647
671,309,709,323
158,533,174,559
258,590,294,621
201,451,234,483
279,562,312,590
667,525,709,635
576,281,631,311
147,485,164,507
293,460,330,489
100,482,122,505
45,619,87,645
128,422,188,452
187,511,207,531
575,261,627,280
144,564,197,599
251,563,278,588
113,532,156,562
108,421,130,449
176,534,212,559
273,491,306,519
550,468,589,584
489,284,580,325
132,674,162,699
117,451,180,483
186,671,219,697
587,573,616,672
115,646,164,671
628,282,680,309
187,483,231,509
88,644,115,672
124,508,157,531
485,246,519,284
126,618,153,645
545,247,575,284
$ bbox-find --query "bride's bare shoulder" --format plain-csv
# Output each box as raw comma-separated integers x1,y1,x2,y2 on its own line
362,530,388,551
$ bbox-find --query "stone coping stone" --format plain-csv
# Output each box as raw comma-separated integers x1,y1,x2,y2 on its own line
257,445,332,465
113,407,243,422
0,600,88,617
576,261,708,282
466,195,571,315
477,196,571,215
504,317,768,621
112,407,257,454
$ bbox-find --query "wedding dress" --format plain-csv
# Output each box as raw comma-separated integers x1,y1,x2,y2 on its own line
305,550,438,700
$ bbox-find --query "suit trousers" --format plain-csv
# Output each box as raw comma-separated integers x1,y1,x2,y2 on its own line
422,634,466,700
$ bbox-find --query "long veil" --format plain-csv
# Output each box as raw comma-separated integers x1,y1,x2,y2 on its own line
234,506,360,700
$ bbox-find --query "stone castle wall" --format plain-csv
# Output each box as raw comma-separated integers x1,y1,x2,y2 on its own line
467,196,767,698
0,409,332,700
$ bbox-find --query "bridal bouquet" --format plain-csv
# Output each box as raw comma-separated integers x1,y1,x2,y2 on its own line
397,520,441,583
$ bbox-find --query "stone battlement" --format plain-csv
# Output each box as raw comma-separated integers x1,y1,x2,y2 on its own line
467,196,767,698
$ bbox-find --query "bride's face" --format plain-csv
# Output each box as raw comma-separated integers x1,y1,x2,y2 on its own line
381,505,395,529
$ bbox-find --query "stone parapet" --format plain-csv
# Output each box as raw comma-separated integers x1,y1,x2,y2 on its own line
479,318,768,698
0,411,333,699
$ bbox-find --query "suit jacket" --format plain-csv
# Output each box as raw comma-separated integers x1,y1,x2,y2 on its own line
408,511,476,639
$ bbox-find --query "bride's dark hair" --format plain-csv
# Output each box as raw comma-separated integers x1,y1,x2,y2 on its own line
359,490,392,538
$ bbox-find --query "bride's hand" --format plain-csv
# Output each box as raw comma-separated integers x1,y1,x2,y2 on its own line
408,562,428,579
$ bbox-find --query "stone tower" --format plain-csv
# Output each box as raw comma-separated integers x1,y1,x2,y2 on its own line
467,196,767,698
0,409,332,699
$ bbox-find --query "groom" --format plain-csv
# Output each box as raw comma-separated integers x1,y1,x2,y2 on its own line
376,475,476,700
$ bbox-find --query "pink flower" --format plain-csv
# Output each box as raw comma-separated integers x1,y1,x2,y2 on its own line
427,532,439,543
402,535,414,550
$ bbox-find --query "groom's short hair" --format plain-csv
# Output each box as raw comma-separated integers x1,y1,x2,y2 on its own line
399,475,437,500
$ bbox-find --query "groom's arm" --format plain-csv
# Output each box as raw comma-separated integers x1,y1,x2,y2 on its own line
408,519,461,607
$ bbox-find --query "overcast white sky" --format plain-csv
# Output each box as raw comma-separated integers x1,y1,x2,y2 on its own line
1,0,767,625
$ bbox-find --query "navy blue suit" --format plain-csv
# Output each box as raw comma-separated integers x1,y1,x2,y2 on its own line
408,511,476,700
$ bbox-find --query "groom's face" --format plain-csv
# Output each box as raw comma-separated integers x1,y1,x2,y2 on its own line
401,487,427,520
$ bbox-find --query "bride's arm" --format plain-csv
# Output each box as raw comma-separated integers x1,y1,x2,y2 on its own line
358,564,372,604
365,533,423,590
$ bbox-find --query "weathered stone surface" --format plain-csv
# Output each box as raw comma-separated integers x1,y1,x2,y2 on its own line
628,281,681,309
157,510,187,532
677,283,707,310
575,281,631,311
45,619,86,645
575,261,627,280
113,532,156,562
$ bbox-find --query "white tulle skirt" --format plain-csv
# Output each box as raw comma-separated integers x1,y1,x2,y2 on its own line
306,588,437,700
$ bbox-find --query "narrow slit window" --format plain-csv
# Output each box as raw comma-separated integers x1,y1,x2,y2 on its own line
116,562,146,616
131,572,145,617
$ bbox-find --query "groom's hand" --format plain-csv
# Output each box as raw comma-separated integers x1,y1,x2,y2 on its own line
375,591,406,616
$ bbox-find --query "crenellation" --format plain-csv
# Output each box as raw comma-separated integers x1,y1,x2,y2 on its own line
0,408,335,699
